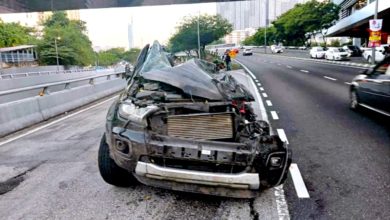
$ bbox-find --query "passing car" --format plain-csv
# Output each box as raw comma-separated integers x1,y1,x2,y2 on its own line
325,47,349,61
342,45,362,57
243,48,253,56
309,46,326,59
98,41,291,198
271,45,283,53
362,45,389,63
350,56,390,116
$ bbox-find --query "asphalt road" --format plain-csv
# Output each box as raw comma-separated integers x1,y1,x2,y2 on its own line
0,72,285,220
236,53,390,220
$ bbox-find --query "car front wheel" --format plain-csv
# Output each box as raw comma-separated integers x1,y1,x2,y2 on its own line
98,134,136,187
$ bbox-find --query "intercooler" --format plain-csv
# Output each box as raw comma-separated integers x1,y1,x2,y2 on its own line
167,113,233,140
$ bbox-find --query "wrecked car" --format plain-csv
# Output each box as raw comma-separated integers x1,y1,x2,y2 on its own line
98,41,291,198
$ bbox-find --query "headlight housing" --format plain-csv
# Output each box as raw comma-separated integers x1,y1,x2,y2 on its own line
118,101,159,126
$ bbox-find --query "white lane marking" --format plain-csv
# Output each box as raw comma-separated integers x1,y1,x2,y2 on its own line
344,82,352,85
266,100,273,106
277,63,282,66
274,185,290,219
234,59,268,122
255,79,259,83
257,83,262,87
289,163,310,198
271,111,279,120
300,70,309,73
323,76,337,81
286,65,292,69
236,59,289,219
262,92,268,98
0,96,117,147
276,129,289,144
260,87,264,91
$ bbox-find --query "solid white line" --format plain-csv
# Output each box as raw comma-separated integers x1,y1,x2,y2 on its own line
344,82,352,85
234,59,268,122
276,129,289,144
286,65,292,69
266,100,273,106
274,185,290,219
0,96,117,147
300,70,309,73
271,111,279,120
323,76,337,81
236,59,289,219
260,87,264,91
289,163,310,198
262,92,268,98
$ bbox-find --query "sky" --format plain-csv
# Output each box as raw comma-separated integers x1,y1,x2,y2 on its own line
0,3,216,50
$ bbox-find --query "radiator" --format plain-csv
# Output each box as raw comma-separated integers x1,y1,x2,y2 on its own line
167,113,233,140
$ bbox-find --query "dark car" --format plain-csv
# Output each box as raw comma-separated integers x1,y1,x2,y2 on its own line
98,41,291,198
343,45,362,57
350,57,390,116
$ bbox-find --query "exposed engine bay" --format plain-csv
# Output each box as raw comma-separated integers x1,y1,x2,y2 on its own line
102,41,291,198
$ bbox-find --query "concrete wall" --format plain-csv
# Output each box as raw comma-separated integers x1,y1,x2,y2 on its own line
0,78,126,137
0,65,66,75
0,69,116,104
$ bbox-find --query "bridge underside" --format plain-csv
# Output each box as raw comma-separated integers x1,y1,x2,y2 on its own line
0,0,242,13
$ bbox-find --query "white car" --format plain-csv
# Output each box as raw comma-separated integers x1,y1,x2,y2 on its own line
242,48,253,56
362,45,389,63
309,47,326,59
271,45,283,53
325,47,349,61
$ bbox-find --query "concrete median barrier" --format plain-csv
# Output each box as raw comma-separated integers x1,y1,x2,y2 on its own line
0,78,125,137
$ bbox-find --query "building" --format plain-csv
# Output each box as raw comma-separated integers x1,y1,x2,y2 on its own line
327,0,390,46
0,45,38,68
216,0,308,30
224,28,256,45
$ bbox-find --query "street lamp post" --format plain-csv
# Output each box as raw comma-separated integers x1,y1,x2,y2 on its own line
264,0,269,54
54,37,61,72
371,0,379,65
197,12,201,59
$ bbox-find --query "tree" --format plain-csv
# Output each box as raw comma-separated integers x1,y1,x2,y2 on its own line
244,0,339,46
168,15,233,56
38,11,94,66
96,48,141,66
0,19,36,47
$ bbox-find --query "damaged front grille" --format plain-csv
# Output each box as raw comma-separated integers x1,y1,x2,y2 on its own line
167,113,233,140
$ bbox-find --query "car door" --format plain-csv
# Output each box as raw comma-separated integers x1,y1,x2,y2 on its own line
360,61,390,113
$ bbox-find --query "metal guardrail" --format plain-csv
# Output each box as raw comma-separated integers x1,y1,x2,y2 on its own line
0,71,124,97
0,68,110,80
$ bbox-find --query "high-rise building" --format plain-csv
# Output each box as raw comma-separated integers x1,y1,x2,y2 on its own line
128,18,134,49
217,0,308,30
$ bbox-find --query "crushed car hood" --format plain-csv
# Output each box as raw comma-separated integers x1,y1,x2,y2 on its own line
130,41,254,101
141,59,224,100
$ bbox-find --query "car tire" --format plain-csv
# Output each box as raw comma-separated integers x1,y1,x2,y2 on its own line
350,89,360,110
98,134,136,187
